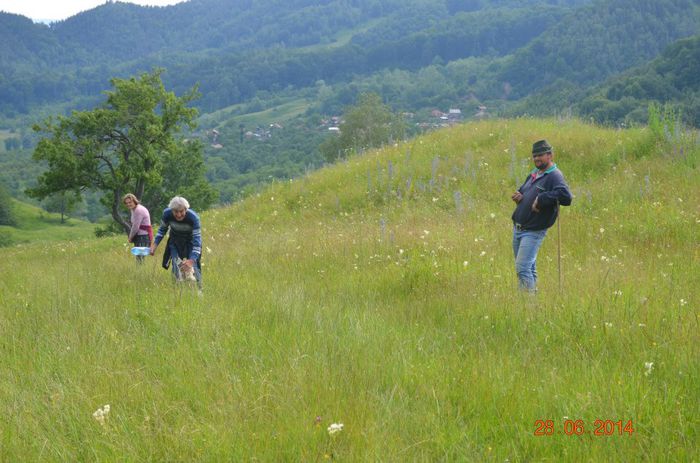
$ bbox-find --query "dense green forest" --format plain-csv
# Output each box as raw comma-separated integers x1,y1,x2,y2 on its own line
1,0,596,115
9,0,696,118
576,36,700,126
1,0,698,216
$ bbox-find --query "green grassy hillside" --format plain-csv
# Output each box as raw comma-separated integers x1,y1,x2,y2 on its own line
198,96,313,131
0,198,96,246
1,118,698,460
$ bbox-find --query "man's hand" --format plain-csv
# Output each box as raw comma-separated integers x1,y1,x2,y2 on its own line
150,244,157,256
179,258,194,271
511,191,523,203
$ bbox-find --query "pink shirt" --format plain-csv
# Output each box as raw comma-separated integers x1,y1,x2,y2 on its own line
128,204,151,241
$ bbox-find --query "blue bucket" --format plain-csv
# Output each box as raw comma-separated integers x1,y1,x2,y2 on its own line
130,247,151,256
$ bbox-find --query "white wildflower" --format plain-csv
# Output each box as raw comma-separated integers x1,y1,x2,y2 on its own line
93,404,111,425
644,362,654,377
327,423,344,435
93,409,105,425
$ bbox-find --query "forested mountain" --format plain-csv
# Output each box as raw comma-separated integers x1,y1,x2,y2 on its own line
48,0,592,58
2,0,697,116
576,35,700,126
0,14,64,68
496,0,699,98
1,0,698,209
1,0,597,115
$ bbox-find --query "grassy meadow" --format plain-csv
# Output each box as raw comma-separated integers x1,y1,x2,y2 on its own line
0,199,96,247
197,97,313,131
1,118,698,461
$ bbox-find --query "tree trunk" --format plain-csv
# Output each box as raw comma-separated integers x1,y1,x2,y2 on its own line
112,190,130,234
135,179,145,202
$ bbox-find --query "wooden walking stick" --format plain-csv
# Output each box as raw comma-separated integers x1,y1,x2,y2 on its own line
557,200,562,292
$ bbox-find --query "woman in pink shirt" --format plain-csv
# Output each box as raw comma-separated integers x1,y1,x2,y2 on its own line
123,193,153,263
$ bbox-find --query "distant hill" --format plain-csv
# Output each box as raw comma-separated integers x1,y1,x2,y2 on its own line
0,198,96,246
6,0,697,118
505,33,700,123
494,0,699,98
575,35,700,126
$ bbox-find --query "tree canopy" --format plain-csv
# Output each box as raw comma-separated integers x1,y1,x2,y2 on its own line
0,185,17,227
320,92,405,162
27,69,216,233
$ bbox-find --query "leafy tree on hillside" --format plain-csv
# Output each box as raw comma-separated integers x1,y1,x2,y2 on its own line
0,185,17,226
320,92,405,162
42,191,80,224
27,69,217,234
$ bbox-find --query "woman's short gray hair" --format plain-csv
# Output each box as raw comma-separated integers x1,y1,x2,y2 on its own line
168,196,190,211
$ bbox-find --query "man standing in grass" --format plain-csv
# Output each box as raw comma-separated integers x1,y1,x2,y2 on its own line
511,139,572,291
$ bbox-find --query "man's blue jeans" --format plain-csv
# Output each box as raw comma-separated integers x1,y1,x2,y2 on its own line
513,227,547,291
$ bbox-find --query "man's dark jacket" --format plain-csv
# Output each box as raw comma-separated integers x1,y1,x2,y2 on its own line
512,164,572,231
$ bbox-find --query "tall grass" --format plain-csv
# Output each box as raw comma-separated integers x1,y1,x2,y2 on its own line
1,118,697,461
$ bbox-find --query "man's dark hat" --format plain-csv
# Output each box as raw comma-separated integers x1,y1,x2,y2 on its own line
532,139,552,154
